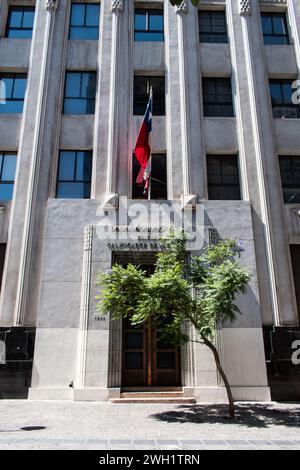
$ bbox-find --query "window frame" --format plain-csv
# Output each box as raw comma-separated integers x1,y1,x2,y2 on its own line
5,5,35,39
207,154,241,201
56,150,93,199
0,151,17,201
134,8,164,42
279,155,300,204
132,153,167,200
63,71,97,115
68,2,100,40
133,75,165,116
202,77,234,118
269,79,300,119
198,10,228,44
0,73,27,114
261,12,290,45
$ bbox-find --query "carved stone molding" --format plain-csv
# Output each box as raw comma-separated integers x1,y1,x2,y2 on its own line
176,1,188,14
181,194,197,209
83,225,93,251
103,193,119,210
239,0,251,16
46,0,58,11
111,0,123,12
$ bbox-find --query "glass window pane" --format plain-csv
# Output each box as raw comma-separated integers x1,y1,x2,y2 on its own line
7,29,32,39
22,10,35,28
81,73,96,98
269,82,282,104
76,151,92,181
0,100,24,113
65,73,81,98
282,82,293,104
261,15,272,34
70,4,85,26
1,77,13,99
12,78,26,99
156,351,175,369
149,12,163,31
86,4,100,27
58,151,76,180
125,352,143,369
273,16,286,35
1,155,16,181
125,332,143,349
56,182,89,198
0,183,14,201
9,10,23,28
134,11,146,31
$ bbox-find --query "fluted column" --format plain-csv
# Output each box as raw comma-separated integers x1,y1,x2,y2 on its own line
76,225,93,388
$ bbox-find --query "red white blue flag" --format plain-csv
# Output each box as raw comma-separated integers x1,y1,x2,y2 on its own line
134,88,152,195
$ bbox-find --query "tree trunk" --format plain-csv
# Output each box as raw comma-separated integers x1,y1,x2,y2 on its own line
202,337,235,419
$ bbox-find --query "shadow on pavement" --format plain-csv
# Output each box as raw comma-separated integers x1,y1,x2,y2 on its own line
149,403,300,428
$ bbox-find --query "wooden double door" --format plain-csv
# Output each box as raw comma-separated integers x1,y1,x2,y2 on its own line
122,317,181,387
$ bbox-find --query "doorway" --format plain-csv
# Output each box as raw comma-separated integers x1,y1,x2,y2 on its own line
117,260,181,388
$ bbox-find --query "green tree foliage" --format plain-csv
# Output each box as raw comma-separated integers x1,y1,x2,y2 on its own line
96,231,252,419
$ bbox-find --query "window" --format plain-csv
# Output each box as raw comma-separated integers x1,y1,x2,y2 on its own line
202,77,234,117
134,76,165,115
63,72,96,114
0,152,17,200
279,156,300,203
69,3,100,40
134,9,164,42
198,10,227,43
207,155,241,200
0,74,27,113
261,12,290,45
5,6,35,39
56,150,92,198
132,154,167,199
269,79,300,118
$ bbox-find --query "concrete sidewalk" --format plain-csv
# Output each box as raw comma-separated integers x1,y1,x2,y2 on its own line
0,400,299,450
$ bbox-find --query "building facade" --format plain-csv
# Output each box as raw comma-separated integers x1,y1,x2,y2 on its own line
0,0,299,401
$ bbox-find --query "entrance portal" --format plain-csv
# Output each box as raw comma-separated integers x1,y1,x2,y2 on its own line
118,261,181,388
122,317,181,387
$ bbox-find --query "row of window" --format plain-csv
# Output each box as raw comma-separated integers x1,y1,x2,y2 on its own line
1,72,298,119
4,4,291,46
0,150,299,204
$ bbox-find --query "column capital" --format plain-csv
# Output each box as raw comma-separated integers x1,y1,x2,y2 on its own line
46,0,58,11
111,0,123,13
176,1,188,14
239,0,251,16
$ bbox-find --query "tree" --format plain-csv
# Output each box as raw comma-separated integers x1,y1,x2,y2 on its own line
96,231,252,419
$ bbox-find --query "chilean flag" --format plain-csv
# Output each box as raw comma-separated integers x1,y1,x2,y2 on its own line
134,88,152,195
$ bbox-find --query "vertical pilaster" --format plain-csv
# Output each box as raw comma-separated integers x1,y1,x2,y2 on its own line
175,2,204,201
76,225,93,388
93,0,126,208
235,0,298,325
0,0,70,327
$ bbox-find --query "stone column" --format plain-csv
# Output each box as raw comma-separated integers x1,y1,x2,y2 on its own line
226,0,298,326
93,0,127,208
76,225,93,388
175,1,204,205
0,0,68,326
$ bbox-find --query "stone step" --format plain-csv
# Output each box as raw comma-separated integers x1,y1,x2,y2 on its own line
110,397,196,404
120,391,184,398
